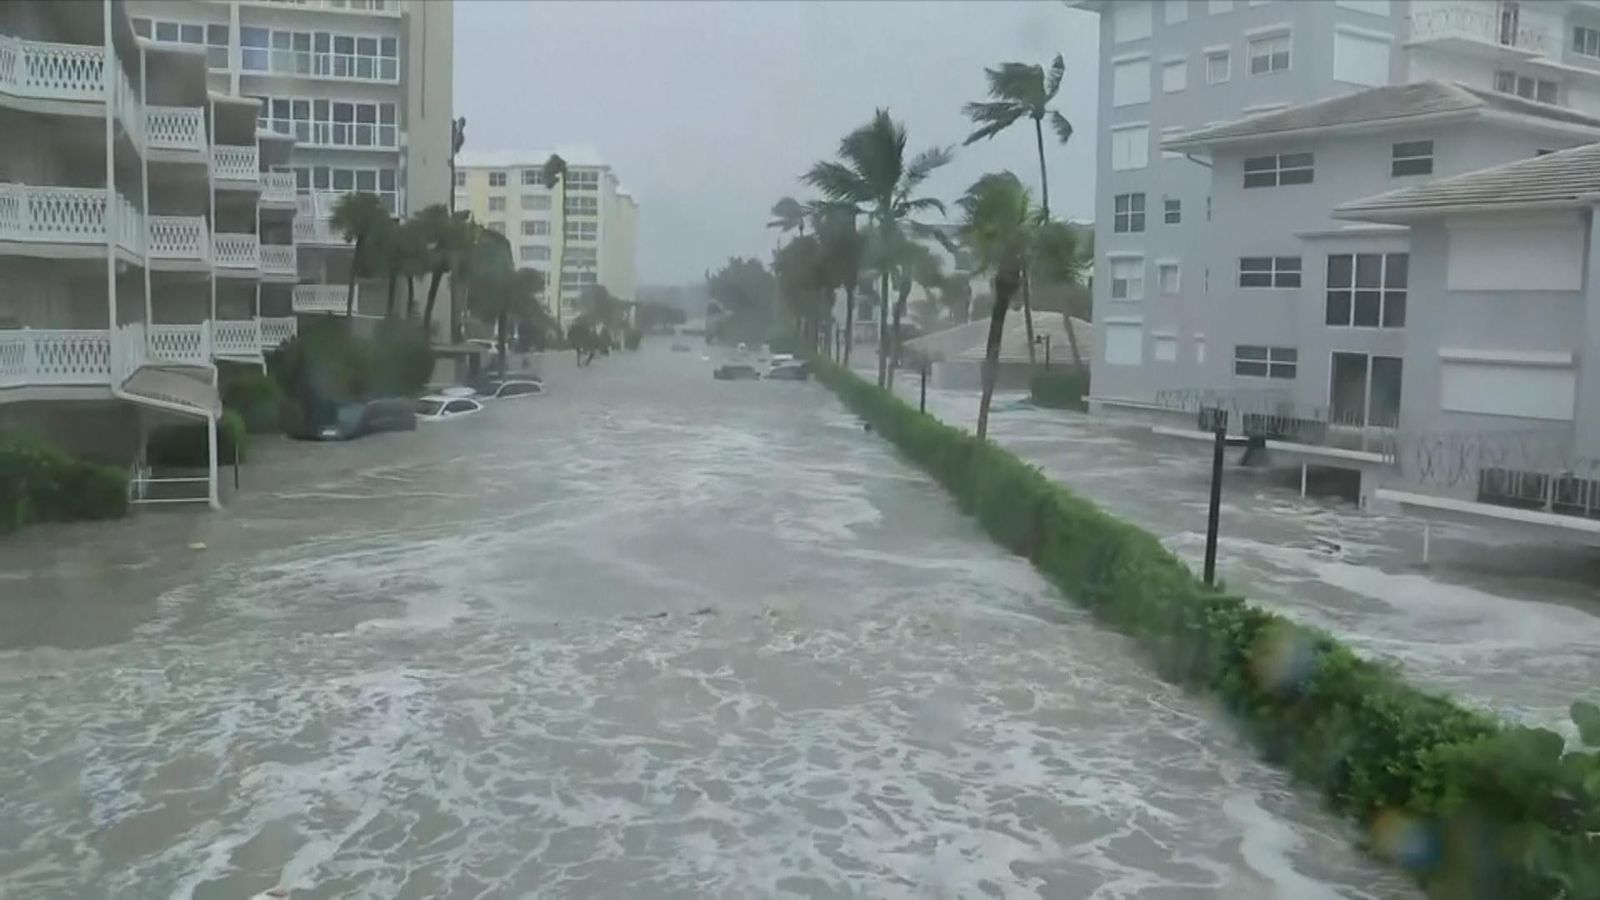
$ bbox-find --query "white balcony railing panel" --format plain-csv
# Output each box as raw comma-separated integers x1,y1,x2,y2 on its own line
148,323,211,367
146,106,207,153
214,319,262,357
260,243,297,276
260,316,298,348
0,328,113,386
213,233,260,269
147,215,210,262
0,184,142,247
1407,2,1553,55
0,36,106,102
293,216,352,246
293,283,354,314
261,171,297,204
212,145,260,182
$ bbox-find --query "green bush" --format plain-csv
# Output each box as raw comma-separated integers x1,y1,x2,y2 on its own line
812,359,1600,898
0,433,128,532
145,410,247,468
270,319,433,430
1029,369,1090,411
220,364,284,434
368,319,434,397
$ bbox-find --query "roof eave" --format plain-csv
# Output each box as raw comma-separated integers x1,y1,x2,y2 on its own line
1163,108,1478,154
1333,196,1600,224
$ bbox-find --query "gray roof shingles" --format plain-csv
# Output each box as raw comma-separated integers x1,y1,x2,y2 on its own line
1335,141,1600,219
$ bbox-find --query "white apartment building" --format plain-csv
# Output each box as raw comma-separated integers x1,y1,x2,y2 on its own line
455,148,638,325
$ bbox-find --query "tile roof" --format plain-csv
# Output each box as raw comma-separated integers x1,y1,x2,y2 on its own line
1335,141,1600,220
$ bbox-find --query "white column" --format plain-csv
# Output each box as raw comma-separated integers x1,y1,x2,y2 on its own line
104,2,118,335
208,368,221,509
140,45,153,333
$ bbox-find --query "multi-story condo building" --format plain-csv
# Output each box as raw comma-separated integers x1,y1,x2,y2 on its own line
454,148,638,325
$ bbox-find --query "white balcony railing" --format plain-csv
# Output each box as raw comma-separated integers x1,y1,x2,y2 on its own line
148,322,212,367
214,319,262,357
212,233,260,269
0,328,113,387
293,215,353,246
1408,3,1552,55
0,184,144,252
147,215,210,263
212,145,260,183
146,106,207,153
260,316,298,348
261,171,297,205
0,35,107,103
293,283,355,314
260,243,297,276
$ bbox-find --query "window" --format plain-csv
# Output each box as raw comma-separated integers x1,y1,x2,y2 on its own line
1111,125,1150,170
268,97,396,148
1209,0,1233,12
1391,140,1433,176
1243,152,1313,187
1163,197,1181,224
522,195,552,211
521,220,550,236
1165,0,1188,24
561,271,599,289
1162,58,1187,92
565,220,599,241
1325,253,1406,327
1334,29,1391,86
1234,345,1296,379
489,171,507,187
1495,70,1558,103
444,400,477,415
1153,335,1178,362
1113,193,1146,233
566,246,598,264
1576,25,1600,58
1248,33,1291,74
522,169,544,186
1158,262,1181,294
454,170,466,187
1110,258,1145,300
1104,321,1144,365
488,196,506,212
566,170,600,191
520,245,551,262
1238,256,1302,288
565,195,600,216
487,222,506,234
1113,58,1151,106
1112,0,1153,42
1206,50,1231,84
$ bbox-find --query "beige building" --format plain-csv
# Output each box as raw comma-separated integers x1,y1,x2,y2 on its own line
455,147,638,324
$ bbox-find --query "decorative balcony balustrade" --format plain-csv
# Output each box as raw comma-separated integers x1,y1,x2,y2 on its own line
0,35,107,103
260,316,298,348
0,184,144,252
212,145,260,183
147,215,210,263
293,215,352,246
293,283,354,314
147,106,207,153
212,233,260,269
260,243,297,277
0,328,114,387
261,171,297,205
1407,2,1552,55
213,319,262,358
148,322,212,367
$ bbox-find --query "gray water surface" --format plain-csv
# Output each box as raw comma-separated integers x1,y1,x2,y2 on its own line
0,350,1411,898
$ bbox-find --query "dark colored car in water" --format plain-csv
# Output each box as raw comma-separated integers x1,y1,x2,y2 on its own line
289,398,418,441
713,364,761,380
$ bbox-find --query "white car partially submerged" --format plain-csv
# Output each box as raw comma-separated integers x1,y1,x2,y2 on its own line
415,394,483,421
480,378,544,399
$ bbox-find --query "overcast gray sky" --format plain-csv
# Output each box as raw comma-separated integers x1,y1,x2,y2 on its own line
454,1,1099,286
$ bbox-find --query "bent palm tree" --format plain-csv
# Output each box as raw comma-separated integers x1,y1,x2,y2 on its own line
962,54,1074,361
768,196,808,238
329,191,390,319
805,109,951,388
958,172,1034,440
814,204,864,366
413,204,473,342
1033,218,1088,370
543,154,568,334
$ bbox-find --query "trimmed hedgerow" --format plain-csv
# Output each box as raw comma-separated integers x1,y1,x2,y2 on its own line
1029,369,1089,411
814,359,1600,899
0,433,128,532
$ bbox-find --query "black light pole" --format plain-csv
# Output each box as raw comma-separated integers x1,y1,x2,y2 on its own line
1200,407,1228,586
919,362,928,413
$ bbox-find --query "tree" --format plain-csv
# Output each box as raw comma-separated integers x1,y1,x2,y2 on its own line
768,196,808,237
374,217,426,319
636,301,687,333
706,257,777,345
773,233,829,352
1031,218,1089,370
329,192,390,319
814,204,864,366
805,109,951,388
962,54,1075,361
936,272,974,323
543,154,568,333
957,172,1034,440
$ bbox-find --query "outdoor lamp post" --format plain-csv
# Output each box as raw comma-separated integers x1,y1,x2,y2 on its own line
1034,332,1052,369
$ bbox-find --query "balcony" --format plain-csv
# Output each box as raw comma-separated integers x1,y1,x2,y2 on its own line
213,319,262,359
147,215,210,265
293,215,352,247
213,233,260,272
0,184,143,255
260,316,298,349
261,171,297,208
0,328,113,388
293,283,354,314
212,145,260,186
148,322,212,367
260,243,297,279
146,106,207,155
0,35,107,105
1407,2,1552,58
246,0,401,16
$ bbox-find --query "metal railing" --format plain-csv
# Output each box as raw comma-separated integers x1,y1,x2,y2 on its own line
260,316,298,348
0,184,144,250
261,171,297,205
147,215,210,262
0,328,113,386
212,232,260,269
0,35,106,102
212,145,260,183
146,106,207,153
292,215,352,246
259,243,297,276
213,319,262,357
1407,3,1551,54
293,283,354,314
148,322,212,366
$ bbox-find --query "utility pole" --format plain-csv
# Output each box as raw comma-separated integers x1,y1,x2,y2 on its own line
1200,407,1228,586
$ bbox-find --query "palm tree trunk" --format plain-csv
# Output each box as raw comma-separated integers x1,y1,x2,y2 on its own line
405,275,417,319
977,275,1016,441
843,287,856,368
876,270,890,388
1064,310,1085,372
1035,118,1052,218
888,279,910,391
496,309,508,378
422,268,444,339
386,269,398,318
345,238,363,319
1022,269,1037,364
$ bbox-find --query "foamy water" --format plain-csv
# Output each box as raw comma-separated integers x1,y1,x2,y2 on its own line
0,352,1410,897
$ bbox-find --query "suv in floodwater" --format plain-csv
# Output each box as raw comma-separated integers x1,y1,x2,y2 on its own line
713,364,761,380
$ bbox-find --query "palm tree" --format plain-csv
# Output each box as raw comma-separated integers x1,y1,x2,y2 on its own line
805,109,951,388
376,217,425,318
768,196,808,238
814,205,864,365
1033,218,1088,370
329,191,390,319
543,154,568,333
958,172,1034,440
413,204,473,342
962,54,1075,360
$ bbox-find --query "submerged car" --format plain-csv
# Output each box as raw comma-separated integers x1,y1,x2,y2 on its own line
671,342,692,352
292,398,418,441
765,362,811,381
713,364,761,380
415,395,484,421
480,378,544,399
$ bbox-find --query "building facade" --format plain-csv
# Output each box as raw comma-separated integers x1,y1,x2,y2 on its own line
454,148,638,325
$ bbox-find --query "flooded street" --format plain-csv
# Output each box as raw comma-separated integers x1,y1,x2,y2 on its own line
0,349,1412,898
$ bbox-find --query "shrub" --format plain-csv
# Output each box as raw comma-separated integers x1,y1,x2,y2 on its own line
145,410,247,468
368,319,434,397
812,359,1600,898
1029,369,1090,411
270,319,432,429
0,433,128,532
220,364,284,433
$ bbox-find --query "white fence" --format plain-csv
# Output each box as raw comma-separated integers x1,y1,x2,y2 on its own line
260,316,298,348
148,322,212,366
212,232,260,269
0,35,106,102
147,215,210,262
293,283,353,314
0,328,113,387
213,319,262,358
261,171,297,205
260,243,297,277
146,106,207,153
212,145,259,183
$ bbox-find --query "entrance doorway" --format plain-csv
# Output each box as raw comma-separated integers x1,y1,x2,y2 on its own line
1330,352,1403,429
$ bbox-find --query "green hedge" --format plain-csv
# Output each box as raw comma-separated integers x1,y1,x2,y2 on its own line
813,359,1600,898
220,364,284,434
0,433,128,532
1029,369,1089,411
145,409,247,468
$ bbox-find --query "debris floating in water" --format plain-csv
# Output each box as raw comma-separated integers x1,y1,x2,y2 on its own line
188,541,207,551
